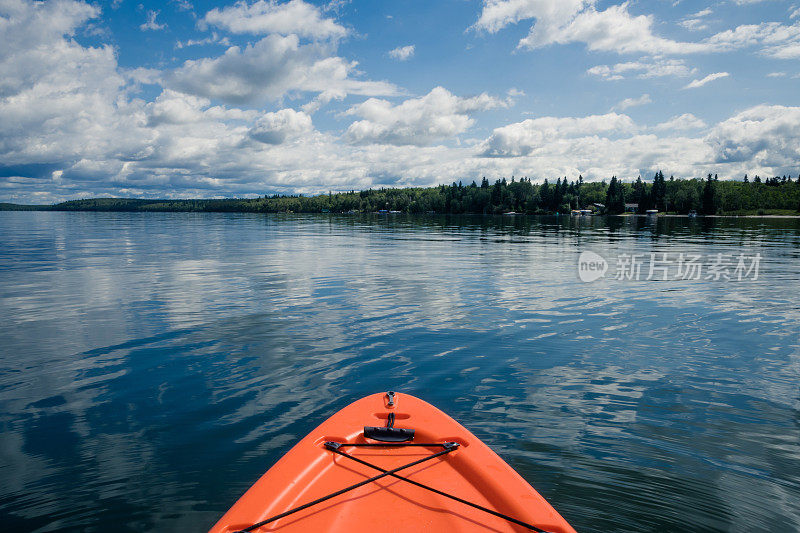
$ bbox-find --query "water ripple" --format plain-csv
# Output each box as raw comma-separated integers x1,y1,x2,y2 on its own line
0,212,799,532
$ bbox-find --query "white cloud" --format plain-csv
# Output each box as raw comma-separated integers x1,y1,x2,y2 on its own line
613,94,652,111
518,3,712,54
388,45,415,61
474,0,800,57
704,22,780,48
203,0,348,40
708,105,800,166
767,71,786,77
140,10,166,31
248,108,313,144
767,42,800,59
146,90,212,126
4,0,800,204
684,72,729,89
169,34,398,105
479,112,636,157
704,20,800,57
176,32,231,49
679,8,712,31
472,0,589,34
474,1,710,55
126,67,162,85
344,87,506,146
0,0,100,64
0,0,334,200
173,0,194,12
324,0,352,15
680,19,708,31
587,59,695,80
655,113,707,131
0,0,145,169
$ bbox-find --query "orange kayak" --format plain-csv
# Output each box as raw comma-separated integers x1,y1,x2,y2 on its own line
210,392,576,533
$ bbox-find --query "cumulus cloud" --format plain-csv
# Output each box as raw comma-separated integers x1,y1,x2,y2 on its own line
203,0,348,40
169,34,398,105
473,0,709,54
125,67,163,86
518,3,712,54
0,0,100,96
684,72,729,89
704,20,800,57
488,135,713,189
146,90,215,126
0,0,145,170
469,106,800,183
479,113,636,157
613,94,652,111
472,0,589,34
588,59,695,80
0,0,329,200
344,87,506,146
707,105,800,166
388,45,415,61
473,0,800,57
248,108,313,144
655,113,707,131
3,0,800,204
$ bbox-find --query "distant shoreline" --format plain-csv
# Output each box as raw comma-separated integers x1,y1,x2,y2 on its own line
2,202,799,218
2,175,799,217
623,213,800,219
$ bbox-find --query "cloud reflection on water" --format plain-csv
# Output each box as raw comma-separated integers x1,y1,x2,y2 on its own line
0,212,798,531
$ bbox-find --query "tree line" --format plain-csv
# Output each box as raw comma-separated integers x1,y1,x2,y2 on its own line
4,173,799,215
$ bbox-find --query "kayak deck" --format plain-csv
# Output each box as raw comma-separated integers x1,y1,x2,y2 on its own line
210,393,576,533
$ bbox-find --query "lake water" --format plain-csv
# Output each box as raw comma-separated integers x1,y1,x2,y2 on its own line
1,211,799,532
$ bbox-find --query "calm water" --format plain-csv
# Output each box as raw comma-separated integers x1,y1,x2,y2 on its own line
1,211,799,532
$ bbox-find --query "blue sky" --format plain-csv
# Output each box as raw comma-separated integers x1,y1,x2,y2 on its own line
1,0,799,203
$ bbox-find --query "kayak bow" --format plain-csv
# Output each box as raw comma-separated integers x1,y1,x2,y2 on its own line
210,392,576,533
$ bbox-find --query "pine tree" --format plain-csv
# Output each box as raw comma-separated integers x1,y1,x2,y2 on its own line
633,176,648,212
702,174,717,215
650,170,666,211
540,179,550,211
605,176,616,211
605,176,625,214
